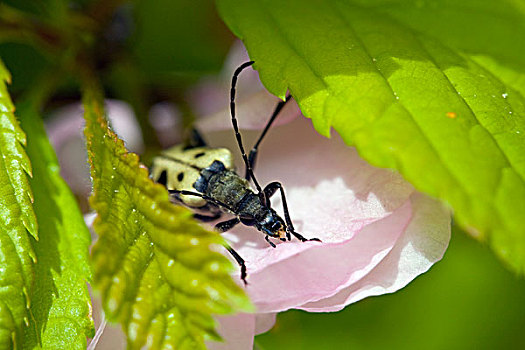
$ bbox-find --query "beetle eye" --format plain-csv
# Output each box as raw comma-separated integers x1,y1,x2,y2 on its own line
240,215,256,226
270,221,281,231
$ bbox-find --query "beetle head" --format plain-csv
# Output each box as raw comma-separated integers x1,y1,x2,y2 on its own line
256,209,287,240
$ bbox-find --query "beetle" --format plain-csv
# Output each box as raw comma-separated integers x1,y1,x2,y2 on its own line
150,61,319,284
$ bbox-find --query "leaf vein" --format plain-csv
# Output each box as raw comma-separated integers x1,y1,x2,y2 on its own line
330,4,471,198
412,33,525,193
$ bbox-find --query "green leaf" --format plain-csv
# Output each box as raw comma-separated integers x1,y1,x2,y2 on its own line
216,0,525,271
16,102,94,349
133,0,233,77
0,44,48,96
83,84,251,350
0,58,37,349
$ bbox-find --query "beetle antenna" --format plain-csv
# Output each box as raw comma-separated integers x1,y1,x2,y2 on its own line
230,61,265,197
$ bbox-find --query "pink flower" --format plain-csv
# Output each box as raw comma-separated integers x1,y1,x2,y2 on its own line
193,43,452,350
201,110,450,349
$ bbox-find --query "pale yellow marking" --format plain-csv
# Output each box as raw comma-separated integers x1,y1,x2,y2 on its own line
151,145,234,207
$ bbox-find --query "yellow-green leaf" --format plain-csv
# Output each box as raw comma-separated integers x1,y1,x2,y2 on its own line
0,58,36,349
17,101,94,350
83,84,251,350
216,0,525,272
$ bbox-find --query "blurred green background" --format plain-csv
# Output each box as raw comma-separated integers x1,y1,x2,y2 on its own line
257,226,525,349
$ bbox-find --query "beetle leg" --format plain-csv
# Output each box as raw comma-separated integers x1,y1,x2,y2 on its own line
193,212,221,222
264,235,277,248
216,217,248,284
215,217,240,232
239,213,257,226
263,181,321,242
183,128,208,149
224,244,248,285
263,181,290,239
263,182,279,200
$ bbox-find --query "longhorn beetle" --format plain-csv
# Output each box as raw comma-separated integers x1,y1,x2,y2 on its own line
150,61,320,284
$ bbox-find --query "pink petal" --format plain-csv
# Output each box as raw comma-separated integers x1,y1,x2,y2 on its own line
242,202,412,313
254,313,277,335
203,116,423,313
207,312,276,350
298,192,451,312
207,314,255,350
